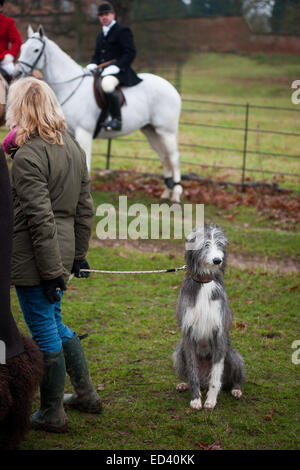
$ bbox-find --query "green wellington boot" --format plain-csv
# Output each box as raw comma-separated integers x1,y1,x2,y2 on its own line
63,334,101,413
31,348,68,433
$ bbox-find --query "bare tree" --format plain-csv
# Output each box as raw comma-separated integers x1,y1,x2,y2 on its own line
242,0,275,33
111,0,135,23
271,0,300,34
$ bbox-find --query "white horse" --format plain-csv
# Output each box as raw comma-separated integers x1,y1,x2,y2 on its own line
16,26,182,203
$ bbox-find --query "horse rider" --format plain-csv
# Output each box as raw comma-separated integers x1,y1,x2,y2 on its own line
0,0,22,124
86,1,142,131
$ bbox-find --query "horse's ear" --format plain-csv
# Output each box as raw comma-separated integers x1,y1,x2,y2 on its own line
27,25,34,37
38,24,45,38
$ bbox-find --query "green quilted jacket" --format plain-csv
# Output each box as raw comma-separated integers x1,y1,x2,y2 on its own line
10,131,94,286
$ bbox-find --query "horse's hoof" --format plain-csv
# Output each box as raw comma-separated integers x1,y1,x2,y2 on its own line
160,189,171,200
171,185,183,204
170,198,182,205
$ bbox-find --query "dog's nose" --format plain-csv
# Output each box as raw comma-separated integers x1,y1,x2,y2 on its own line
213,258,222,265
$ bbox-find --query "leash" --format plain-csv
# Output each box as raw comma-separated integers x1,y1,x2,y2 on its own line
79,265,186,275
48,73,90,86
17,35,90,106
68,264,187,340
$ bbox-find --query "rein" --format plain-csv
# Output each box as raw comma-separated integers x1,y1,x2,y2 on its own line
17,36,89,106
17,37,46,74
59,75,87,106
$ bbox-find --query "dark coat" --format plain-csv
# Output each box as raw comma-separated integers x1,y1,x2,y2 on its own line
0,146,24,360
91,22,142,87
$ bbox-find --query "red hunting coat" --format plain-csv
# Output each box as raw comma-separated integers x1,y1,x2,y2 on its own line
0,13,22,61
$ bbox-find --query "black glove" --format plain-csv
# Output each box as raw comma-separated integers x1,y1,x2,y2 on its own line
42,275,66,304
71,258,90,278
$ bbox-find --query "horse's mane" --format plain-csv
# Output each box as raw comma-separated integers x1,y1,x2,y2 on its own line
41,34,83,75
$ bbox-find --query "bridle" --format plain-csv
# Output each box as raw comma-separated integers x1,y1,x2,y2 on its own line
17,36,46,75
16,35,89,106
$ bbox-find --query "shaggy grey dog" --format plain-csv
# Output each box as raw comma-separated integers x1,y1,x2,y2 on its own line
173,224,245,410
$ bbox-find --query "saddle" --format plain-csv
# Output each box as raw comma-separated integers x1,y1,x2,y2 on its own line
93,71,125,138
93,72,125,110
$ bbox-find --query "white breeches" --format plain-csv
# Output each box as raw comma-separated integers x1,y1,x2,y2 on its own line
101,75,120,93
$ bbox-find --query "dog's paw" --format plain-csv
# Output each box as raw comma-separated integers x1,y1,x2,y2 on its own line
176,382,189,392
190,398,202,410
204,398,217,410
231,389,242,399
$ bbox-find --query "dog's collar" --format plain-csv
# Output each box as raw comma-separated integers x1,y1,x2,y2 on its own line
192,274,214,284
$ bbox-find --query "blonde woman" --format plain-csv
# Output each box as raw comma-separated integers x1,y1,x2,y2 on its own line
6,77,101,433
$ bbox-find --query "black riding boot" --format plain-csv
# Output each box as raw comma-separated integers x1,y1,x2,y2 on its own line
104,90,122,131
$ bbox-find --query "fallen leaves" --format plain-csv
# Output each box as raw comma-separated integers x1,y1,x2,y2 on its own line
235,322,249,331
67,285,78,290
225,424,232,434
91,172,300,231
195,440,222,450
265,409,276,421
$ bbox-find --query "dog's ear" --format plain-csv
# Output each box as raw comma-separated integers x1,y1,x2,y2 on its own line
185,235,196,245
219,229,229,246
211,225,228,246
186,226,204,251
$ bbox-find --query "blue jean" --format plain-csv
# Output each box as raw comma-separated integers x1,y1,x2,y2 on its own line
16,285,74,353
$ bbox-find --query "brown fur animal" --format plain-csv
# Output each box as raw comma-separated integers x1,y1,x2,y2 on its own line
0,336,43,450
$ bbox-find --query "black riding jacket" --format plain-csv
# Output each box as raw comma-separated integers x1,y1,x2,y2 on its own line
91,22,142,87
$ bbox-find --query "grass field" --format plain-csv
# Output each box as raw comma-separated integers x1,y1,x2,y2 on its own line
89,53,300,190
1,53,299,189
10,181,300,451
3,52,300,451
12,241,300,450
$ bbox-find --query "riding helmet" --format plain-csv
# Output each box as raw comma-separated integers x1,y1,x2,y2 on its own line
98,2,115,15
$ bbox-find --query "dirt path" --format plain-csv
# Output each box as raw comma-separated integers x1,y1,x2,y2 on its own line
90,238,300,274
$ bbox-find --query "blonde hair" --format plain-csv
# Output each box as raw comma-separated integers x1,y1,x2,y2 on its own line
6,77,66,146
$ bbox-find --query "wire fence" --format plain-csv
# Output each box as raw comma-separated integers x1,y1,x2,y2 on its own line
136,58,184,94
95,61,300,188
